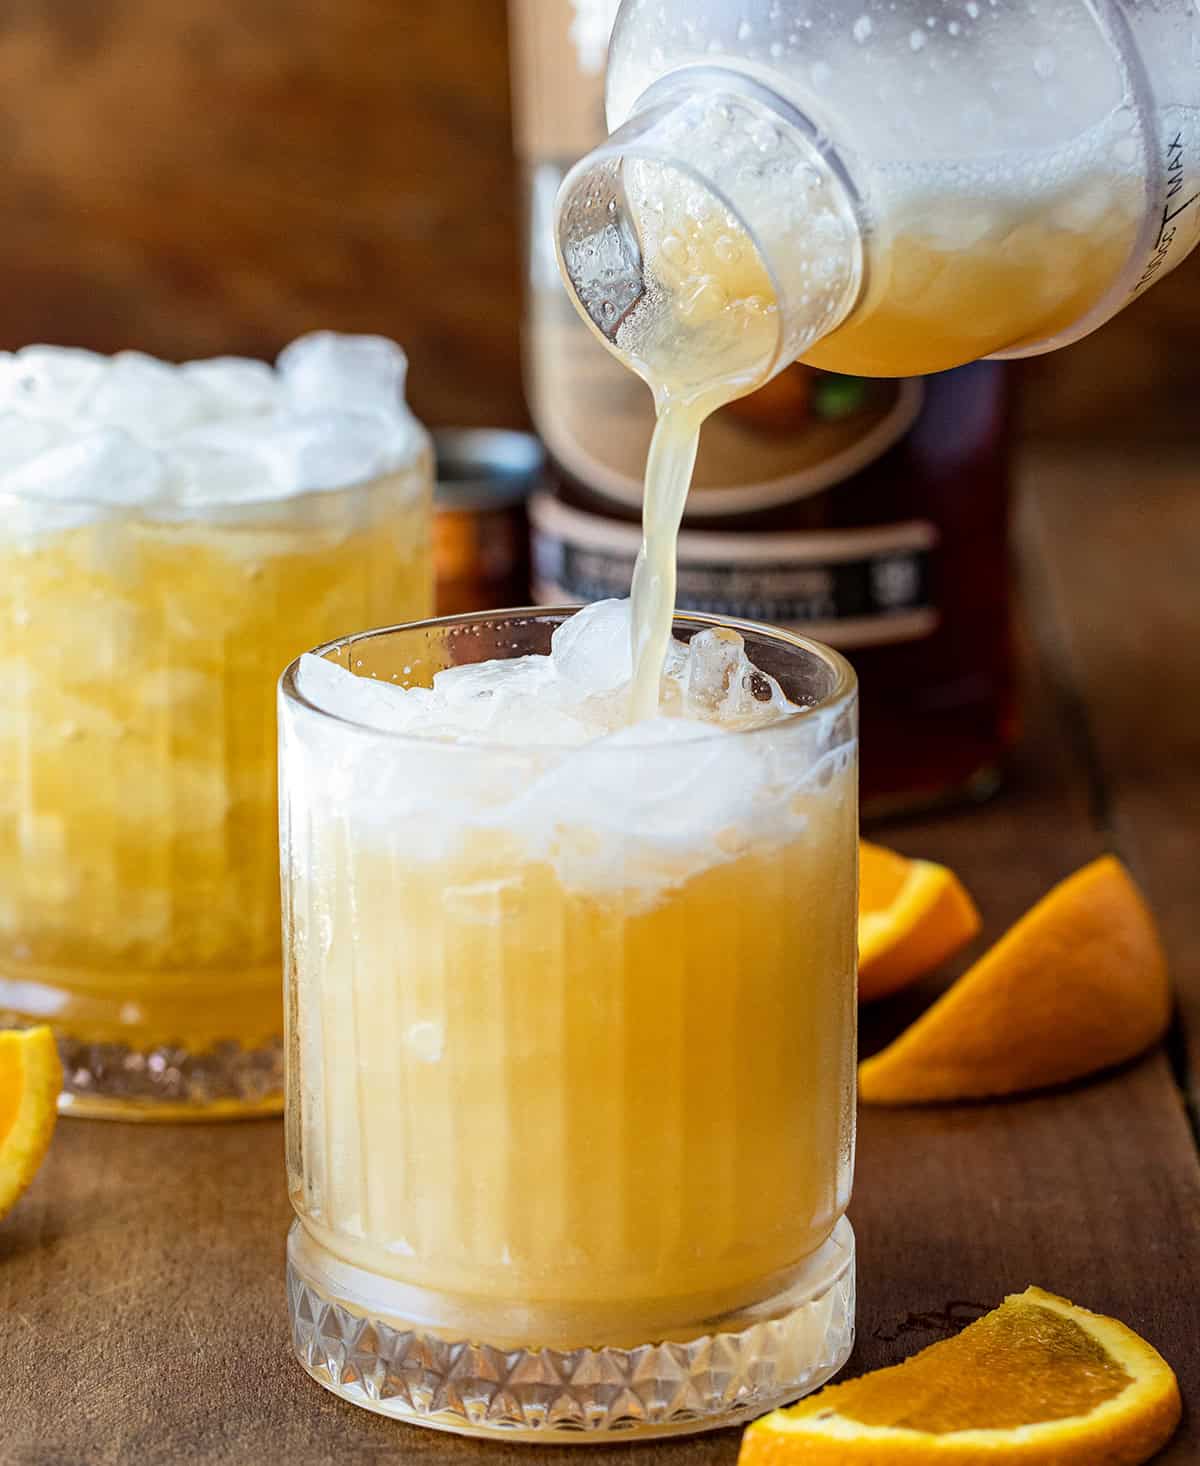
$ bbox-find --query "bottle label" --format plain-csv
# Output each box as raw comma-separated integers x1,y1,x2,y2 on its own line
530,302,925,516
509,0,614,159
531,493,940,649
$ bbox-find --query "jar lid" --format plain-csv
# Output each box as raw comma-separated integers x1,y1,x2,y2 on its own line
433,428,544,512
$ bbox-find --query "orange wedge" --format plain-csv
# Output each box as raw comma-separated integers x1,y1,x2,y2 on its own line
740,1285,1180,1466
0,1026,61,1221
858,841,981,1003
860,856,1169,1104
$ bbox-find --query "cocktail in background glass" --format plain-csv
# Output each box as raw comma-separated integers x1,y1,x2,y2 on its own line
0,335,432,1118
281,602,857,1440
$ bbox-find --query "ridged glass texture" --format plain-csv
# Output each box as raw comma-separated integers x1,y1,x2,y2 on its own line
0,457,432,1119
288,1217,855,1440
280,609,857,1439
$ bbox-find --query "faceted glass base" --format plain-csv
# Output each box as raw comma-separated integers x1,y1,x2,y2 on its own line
287,1217,855,1442
0,1014,284,1120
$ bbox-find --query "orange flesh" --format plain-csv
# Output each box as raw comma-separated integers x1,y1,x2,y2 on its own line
858,842,912,914
796,1301,1132,1433
0,1036,24,1144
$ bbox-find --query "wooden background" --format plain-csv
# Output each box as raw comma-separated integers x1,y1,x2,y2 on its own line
0,0,1197,441
1,9,1199,1459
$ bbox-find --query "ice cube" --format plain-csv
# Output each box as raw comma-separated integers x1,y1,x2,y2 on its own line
0,414,62,475
681,626,748,718
276,332,410,420
0,346,108,419
550,599,633,695
0,427,164,510
679,626,791,725
433,650,604,744
180,356,280,417
83,351,208,439
165,438,276,506
478,693,592,746
294,653,428,734
661,634,689,682
433,653,555,706
261,410,396,493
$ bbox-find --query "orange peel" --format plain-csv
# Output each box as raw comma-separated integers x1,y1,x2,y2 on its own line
740,1285,1180,1466
0,1026,61,1221
859,856,1169,1104
858,841,981,1004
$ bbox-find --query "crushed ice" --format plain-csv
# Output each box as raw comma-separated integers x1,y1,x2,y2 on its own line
287,601,850,901
295,599,798,746
0,333,424,519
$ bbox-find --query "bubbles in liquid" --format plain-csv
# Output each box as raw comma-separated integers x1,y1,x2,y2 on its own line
713,233,740,264
681,277,729,318
852,15,873,43
660,233,688,266
909,28,927,50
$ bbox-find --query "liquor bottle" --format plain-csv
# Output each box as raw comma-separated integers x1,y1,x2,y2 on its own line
508,0,1016,812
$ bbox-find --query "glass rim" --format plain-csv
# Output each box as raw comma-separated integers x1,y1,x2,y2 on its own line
279,605,858,752
553,67,867,393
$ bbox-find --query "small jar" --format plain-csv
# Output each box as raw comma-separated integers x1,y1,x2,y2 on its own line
432,428,541,615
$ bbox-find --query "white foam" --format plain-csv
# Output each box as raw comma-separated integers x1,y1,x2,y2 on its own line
286,601,852,901
0,334,426,527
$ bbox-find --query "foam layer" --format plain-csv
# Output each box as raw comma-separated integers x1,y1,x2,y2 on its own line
286,601,854,901
0,333,426,524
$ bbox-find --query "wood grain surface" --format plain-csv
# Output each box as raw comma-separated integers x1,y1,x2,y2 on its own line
2,449,1198,1464
1019,450,1200,1112
0,0,1197,441
0,0,525,431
